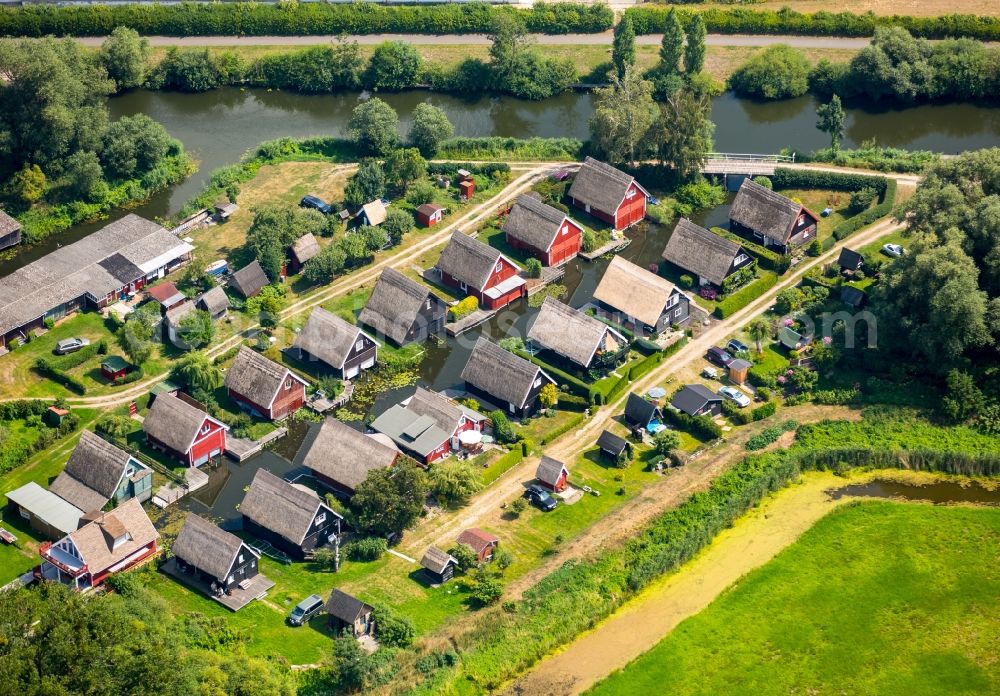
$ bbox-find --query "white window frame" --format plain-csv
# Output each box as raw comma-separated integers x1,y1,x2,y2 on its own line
734,253,749,265
494,261,503,273
625,188,636,199
459,281,467,292
673,307,683,318
666,294,678,308
238,554,244,564
534,377,542,388
315,512,327,526
284,377,292,391
355,339,364,352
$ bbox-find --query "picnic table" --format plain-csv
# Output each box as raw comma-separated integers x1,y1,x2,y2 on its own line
0,527,17,544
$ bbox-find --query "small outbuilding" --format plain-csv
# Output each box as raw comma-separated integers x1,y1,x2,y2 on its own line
420,546,458,585
459,179,475,201
229,260,269,298
841,286,867,309
778,326,812,351
196,286,230,320
359,200,387,227
100,355,130,381
326,588,375,638
670,384,723,418
624,392,663,429
214,202,238,221
456,528,500,564
147,282,187,312
535,456,569,492
597,430,632,461
837,247,864,274
5,482,83,540
288,233,321,273
728,358,752,386
415,203,445,227
0,209,22,252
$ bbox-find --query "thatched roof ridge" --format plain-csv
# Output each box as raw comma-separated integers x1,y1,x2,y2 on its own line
527,297,618,368
729,179,802,245
593,256,678,327
567,157,645,216
291,233,321,264
460,338,551,410
241,469,335,546
49,432,135,512
295,419,398,493
143,392,218,454
502,194,574,252
292,308,372,370
435,233,505,291
358,268,440,345
230,260,269,298
225,347,304,407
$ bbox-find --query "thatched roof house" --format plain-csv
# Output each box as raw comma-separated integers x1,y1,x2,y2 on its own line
143,392,228,464
535,455,569,491
295,418,399,495
502,194,583,265
292,308,379,375
567,157,649,225
290,233,321,268
172,513,260,587
225,347,308,419
662,219,753,287
358,268,447,346
49,431,151,512
729,179,818,249
240,469,341,558
527,297,626,369
436,232,513,293
460,338,555,417
196,286,230,318
420,546,458,583
593,255,688,331
229,260,269,298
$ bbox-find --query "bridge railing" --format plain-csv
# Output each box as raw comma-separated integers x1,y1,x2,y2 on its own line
705,152,795,163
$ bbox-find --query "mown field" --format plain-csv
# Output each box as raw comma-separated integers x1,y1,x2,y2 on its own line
589,501,1000,696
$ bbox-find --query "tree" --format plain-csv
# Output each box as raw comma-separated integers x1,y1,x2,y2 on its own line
383,147,427,192
100,27,150,91
409,103,454,157
61,150,105,202
653,90,714,181
172,352,223,392
538,382,558,409
775,288,804,315
611,14,636,79
245,206,301,282
96,414,132,438
489,410,518,444
746,318,772,354
176,309,215,349
149,48,222,92
382,208,414,246
589,66,658,166
488,13,531,84
245,285,286,328
117,311,156,366
366,40,422,91
728,44,811,100
653,429,681,457
10,164,46,203
788,365,818,392
525,257,543,279
846,27,933,103
848,186,878,214
581,229,597,253
494,547,513,571
100,114,172,181
508,497,527,517
406,180,437,206
339,234,371,267
429,459,482,509
658,8,684,77
816,94,846,152
941,369,986,423
348,98,399,155
471,576,504,606
344,159,387,208
303,243,347,285
448,542,479,573
350,459,429,538
370,606,414,648
332,633,374,693
684,15,706,75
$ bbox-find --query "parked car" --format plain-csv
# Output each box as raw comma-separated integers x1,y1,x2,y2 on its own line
524,484,558,512
287,594,325,626
299,195,333,215
718,385,751,408
726,339,749,355
706,347,733,368
54,337,90,355
882,243,905,258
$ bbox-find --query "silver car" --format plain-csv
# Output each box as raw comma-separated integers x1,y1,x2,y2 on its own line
718,385,751,408
882,243,904,258
54,337,90,355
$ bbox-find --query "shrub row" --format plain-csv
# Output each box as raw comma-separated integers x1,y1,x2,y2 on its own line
712,228,787,273
0,400,50,421
723,398,778,426
800,147,940,174
436,137,584,162
539,413,586,446
557,393,591,412
49,343,99,370
714,273,781,319
832,178,898,241
0,410,81,477
33,358,87,395
514,349,590,398
771,167,889,196
0,3,613,37
624,7,1000,40
797,447,1000,477
663,404,723,440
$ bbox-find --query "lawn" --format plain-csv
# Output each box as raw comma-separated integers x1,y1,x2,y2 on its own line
588,501,1000,696
776,188,852,244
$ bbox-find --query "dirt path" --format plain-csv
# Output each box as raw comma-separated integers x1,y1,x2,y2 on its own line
504,469,933,696
72,33,879,49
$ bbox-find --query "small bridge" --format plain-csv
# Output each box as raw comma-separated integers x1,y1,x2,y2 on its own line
702,152,795,176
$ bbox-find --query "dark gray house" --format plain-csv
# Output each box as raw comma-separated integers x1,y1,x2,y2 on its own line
230,260,269,298
358,268,447,347
0,210,22,252
670,384,723,417
420,546,458,585
841,285,867,309
837,247,864,273
172,513,261,595
624,392,663,429
527,297,627,370
597,430,632,461
196,286,230,320
240,469,342,560
49,431,153,512
461,338,556,418
292,307,378,380
326,589,375,637
662,219,755,289
593,256,691,337
729,179,818,253
295,418,399,497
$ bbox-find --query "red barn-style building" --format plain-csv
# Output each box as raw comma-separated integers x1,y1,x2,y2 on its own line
38,498,159,591
456,528,500,564
568,157,649,231
435,233,526,311
370,387,488,465
415,203,445,227
225,347,308,420
142,392,228,467
503,194,584,267
535,456,569,492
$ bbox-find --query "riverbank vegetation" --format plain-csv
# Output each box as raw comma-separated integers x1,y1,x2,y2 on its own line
0,34,189,243
589,501,1000,695
0,2,613,37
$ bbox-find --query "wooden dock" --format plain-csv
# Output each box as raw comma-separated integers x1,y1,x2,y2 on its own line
580,238,630,261
225,427,288,462
445,308,494,336
151,467,210,508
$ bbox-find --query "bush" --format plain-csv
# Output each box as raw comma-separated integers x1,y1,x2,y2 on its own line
751,401,778,421
0,4,614,38
539,413,586,446
344,536,388,562
714,274,780,319
471,576,504,607
729,44,811,100
848,186,878,214
524,258,543,278
371,606,414,648
449,296,479,322
711,227,786,273
803,146,939,174
489,410,518,445
679,274,695,289
745,425,784,451
448,543,479,573
663,405,723,440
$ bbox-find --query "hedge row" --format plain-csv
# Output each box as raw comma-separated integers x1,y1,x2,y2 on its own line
0,400,50,421
514,349,590,398
797,446,1000,477
771,167,889,197
539,412,586,446
663,403,723,440
0,409,81,477
33,358,87,395
712,227,787,273
624,7,1000,40
714,273,781,319
435,137,584,163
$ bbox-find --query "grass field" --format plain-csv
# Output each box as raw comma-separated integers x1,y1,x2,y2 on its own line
589,501,1000,696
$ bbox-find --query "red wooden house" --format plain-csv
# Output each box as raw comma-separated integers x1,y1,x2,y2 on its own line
502,194,584,266
370,386,488,465
435,233,526,311
415,203,445,227
456,528,500,563
535,456,569,492
568,157,649,230
38,498,159,591
225,347,308,420
142,392,228,467
99,355,129,381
